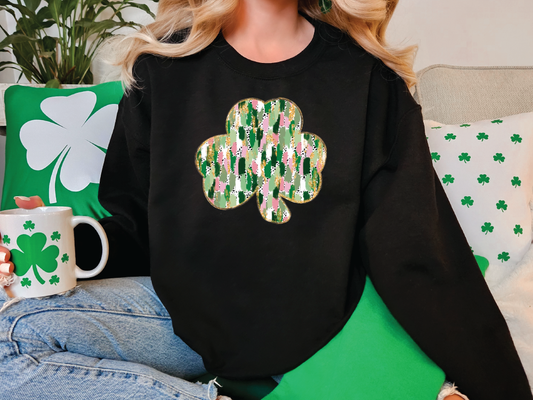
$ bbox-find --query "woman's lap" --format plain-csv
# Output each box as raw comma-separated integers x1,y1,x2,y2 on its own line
0,277,216,400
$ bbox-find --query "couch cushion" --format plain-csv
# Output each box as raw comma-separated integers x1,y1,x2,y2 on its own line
425,112,533,284
415,65,533,124
2,82,123,218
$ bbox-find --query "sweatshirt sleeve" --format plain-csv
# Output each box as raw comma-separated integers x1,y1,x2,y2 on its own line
358,66,532,400
75,56,152,278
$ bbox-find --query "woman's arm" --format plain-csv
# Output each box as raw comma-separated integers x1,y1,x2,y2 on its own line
358,64,532,399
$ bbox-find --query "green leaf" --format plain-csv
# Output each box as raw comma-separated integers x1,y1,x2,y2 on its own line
476,132,489,141
23,0,41,12
511,134,522,144
49,275,60,285
514,225,523,236
511,176,521,187
45,78,61,88
0,33,38,51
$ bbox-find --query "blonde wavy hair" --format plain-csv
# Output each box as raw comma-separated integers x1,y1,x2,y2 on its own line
107,0,416,90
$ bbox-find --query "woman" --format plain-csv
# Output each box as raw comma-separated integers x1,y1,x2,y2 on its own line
0,0,531,399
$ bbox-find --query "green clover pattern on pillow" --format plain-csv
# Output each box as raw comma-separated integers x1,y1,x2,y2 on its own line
2,82,123,219
425,112,533,283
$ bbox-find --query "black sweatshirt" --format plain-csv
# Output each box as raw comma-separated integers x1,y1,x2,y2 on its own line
77,17,532,399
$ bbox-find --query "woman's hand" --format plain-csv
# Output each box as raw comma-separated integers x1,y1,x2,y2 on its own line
0,196,45,286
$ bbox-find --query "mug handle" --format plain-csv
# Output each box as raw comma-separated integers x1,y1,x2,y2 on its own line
70,216,109,279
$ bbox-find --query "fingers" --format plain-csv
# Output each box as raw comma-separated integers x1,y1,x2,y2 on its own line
0,248,10,263
14,195,45,209
0,248,12,276
0,261,14,275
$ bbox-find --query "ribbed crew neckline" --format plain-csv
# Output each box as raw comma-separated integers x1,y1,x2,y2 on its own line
213,16,327,79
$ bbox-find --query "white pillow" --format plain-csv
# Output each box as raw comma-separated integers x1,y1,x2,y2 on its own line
425,112,533,284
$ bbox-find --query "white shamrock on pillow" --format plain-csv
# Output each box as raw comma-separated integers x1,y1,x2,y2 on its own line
20,91,118,204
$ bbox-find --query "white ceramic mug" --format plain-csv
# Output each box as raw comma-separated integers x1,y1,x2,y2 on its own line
0,206,108,298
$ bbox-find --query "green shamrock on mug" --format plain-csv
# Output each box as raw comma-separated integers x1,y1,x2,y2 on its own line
11,233,59,285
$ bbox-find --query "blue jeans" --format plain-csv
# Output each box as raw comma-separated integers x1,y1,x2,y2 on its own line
0,277,219,400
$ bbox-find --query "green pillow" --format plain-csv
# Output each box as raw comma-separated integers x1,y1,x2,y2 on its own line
265,256,488,400
2,81,123,218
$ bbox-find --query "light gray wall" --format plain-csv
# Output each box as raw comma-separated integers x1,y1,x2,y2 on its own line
388,0,533,72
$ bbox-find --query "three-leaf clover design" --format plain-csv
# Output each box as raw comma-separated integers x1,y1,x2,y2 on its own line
444,133,456,141
493,153,505,163
23,220,35,231
2,235,10,245
461,196,474,208
491,119,503,124
442,174,455,186
511,176,521,188
11,233,59,285
481,222,494,235
21,277,32,288
431,126,442,130
431,152,440,162
510,134,522,144
496,200,508,212
51,231,61,241
196,98,327,224
477,174,490,185
514,225,523,236
62,253,69,263
460,124,471,128
458,152,471,163
19,92,119,204
49,275,60,285
497,252,510,262
476,132,489,141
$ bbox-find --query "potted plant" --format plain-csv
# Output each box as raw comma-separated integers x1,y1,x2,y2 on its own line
0,0,158,87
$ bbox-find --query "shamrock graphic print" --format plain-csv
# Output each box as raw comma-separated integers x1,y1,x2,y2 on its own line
196,98,327,224
19,91,119,204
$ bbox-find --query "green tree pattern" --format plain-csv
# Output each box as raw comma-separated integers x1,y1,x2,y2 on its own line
442,174,455,185
476,132,489,141
481,222,494,235
511,176,521,188
196,98,327,224
444,133,456,141
11,233,60,285
511,134,522,144
458,152,471,163
461,196,474,208
477,174,490,185
493,153,505,163
514,225,523,236
496,200,508,212
498,252,510,262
